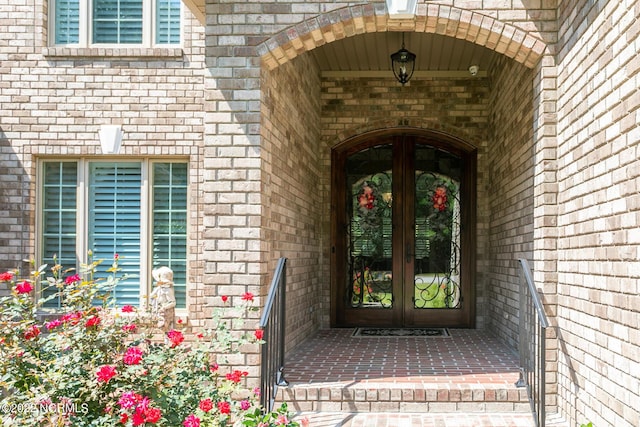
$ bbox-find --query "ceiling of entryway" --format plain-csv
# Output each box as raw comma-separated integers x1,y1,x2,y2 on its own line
310,32,498,76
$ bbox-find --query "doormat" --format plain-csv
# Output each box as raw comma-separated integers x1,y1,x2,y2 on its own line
352,328,450,337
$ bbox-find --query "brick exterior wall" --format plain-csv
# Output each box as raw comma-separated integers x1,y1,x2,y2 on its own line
486,55,535,349
261,54,325,351
0,1,206,304
5,0,640,424
555,1,640,426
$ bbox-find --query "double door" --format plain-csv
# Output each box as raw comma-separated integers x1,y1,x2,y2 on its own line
331,133,476,328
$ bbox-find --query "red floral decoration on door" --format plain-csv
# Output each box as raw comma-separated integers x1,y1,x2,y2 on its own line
432,186,447,211
358,185,375,210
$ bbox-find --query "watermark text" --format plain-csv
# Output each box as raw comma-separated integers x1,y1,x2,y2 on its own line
1,402,89,415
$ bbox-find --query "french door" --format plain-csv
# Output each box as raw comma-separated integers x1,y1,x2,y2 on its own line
331,132,476,328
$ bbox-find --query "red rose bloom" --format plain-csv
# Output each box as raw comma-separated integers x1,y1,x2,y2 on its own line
166,329,184,347
0,271,14,281
221,295,229,303
198,398,213,412
241,292,254,302
85,316,101,328
61,311,83,325
64,274,81,285
144,407,161,423
183,414,200,427
45,319,63,329
24,325,40,340
132,411,145,426
225,370,248,383
96,365,117,383
123,346,144,365
15,281,33,294
217,401,231,415
121,305,135,313
122,324,137,333
254,329,264,340
118,391,143,410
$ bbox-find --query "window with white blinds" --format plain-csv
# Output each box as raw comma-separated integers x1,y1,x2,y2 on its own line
152,163,188,308
155,0,181,45
93,0,143,44
52,0,181,47
40,160,188,309
41,162,78,307
89,163,142,306
54,0,80,44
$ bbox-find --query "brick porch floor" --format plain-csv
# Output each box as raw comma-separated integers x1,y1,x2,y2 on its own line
275,328,566,427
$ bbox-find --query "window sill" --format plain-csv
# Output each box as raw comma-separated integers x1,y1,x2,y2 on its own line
43,46,185,60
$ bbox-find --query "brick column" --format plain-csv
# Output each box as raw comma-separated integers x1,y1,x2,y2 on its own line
532,52,559,412
202,0,264,379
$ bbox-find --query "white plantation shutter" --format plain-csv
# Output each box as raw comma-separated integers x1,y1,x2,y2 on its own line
40,160,188,309
155,0,180,45
152,163,187,308
89,163,142,306
55,0,80,44
93,0,143,44
42,162,79,308
53,0,180,46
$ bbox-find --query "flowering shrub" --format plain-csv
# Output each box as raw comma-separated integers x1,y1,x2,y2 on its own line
0,257,299,427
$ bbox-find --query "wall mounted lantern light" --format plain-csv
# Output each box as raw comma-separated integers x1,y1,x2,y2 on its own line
99,125,124,155
390,33,416,85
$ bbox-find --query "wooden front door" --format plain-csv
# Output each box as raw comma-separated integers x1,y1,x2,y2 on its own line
331,132,476,328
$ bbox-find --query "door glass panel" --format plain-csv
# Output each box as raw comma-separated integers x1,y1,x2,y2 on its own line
346,145,393,308
413,146,462,309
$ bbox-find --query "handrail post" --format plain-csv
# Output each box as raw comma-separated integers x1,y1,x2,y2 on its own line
516,258,549,427
516,261,527,388
277,262,288,387
259,258,288,412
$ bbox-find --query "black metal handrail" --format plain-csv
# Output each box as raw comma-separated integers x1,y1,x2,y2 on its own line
516,258,550,427
258,257,288,412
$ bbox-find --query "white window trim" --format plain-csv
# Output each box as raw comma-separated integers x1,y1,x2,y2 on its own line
36,158,189,311
49,0,182,49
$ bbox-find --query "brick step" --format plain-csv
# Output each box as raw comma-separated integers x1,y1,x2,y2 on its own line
276,382,530,413
291,412,540,427
291,412,570,427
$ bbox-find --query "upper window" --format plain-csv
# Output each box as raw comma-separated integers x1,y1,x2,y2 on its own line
39,160,188,309
52,0,181,46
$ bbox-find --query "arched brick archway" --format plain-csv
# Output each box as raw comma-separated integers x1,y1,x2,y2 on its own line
256,0,557,354
258,3,547,70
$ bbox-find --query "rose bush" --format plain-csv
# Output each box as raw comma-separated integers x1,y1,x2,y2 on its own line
0,256,299,427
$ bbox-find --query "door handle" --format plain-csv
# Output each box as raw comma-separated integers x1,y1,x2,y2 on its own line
406,243,413,263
